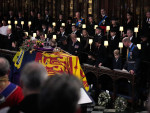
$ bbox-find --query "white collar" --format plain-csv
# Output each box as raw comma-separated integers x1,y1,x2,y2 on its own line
130,36,133,40
98,33,101,36
112,35,116,40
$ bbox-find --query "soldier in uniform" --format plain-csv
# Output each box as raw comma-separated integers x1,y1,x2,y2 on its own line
73,12,85,28
122,37,140,75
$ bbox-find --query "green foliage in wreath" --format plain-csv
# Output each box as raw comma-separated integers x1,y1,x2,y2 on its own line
114,96,127,112
98,91,111,107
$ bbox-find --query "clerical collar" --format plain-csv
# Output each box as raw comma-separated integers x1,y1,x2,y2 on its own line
129,43,133,48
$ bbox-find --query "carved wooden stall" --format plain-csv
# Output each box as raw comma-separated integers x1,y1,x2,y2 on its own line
82,65,135,102
0,0,149,28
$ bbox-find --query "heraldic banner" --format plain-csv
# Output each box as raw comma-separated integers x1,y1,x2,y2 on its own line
10,50,89,91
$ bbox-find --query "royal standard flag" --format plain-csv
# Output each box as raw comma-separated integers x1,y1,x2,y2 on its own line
10,50,89,91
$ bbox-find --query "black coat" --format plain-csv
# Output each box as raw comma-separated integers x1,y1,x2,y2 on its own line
44,15,53,25
8,94,40,113
108,35,120,56
112,57,122,70
124,19,134,33
56,19,65,31
87,21,96,36
68,41,80,56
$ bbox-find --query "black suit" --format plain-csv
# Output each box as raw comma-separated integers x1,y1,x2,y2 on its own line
87,21,96,36
68,41,80,56
142,18,150,36
44,15,53,25
108,35,120,56
8,94,40,113
66,23,72,35
124,20,134,33
17,17,24,29
7,34,15,50
56,19,65,31
112,57,122,69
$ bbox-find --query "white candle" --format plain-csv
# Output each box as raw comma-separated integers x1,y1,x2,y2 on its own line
119,42,123,48
89,39,93,44
53,35,57,40
25,32,28,36
77,37,80,42
45,34,47,38
8,20,11,25
119,26,124,31
33,33,37,37
106,26,110,31
94,25,98,29
72,23,75,26
21,21,24,25
62,23,65,27
134,27,138,33
137,44,141,50
82,24,86,28
104,41,108,47
52,22,56,27
8,25,12,29
28,21,31,26
14,21,18,25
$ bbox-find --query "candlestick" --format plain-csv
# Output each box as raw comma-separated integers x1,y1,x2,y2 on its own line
119,42,123,54
134,27,138,37
89,39,93,50
45,34,47,39
21,21,24,28
8,25,12,29
28,21,32,30
119,26,124,36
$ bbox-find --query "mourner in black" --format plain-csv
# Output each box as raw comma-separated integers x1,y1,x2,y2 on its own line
123,11,134,34
56,13,65,31
44,9,53,26
68,34,81,56
47,26,55,40
112,49,122,69
87,14,96,36
29,10,37,32
42,23,48,34
66,17,73,35
71,25,81,37
110,17,120,36
59,36,69,52
108,29,120,56
36,13,44,31
122,37,140,75
127,29,137,44
17,12,24,29
142,11,150,37
87,38,107,67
